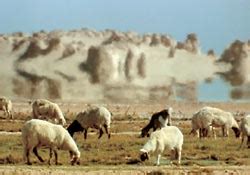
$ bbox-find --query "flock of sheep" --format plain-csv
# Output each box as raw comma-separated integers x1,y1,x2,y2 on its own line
0,96,250,166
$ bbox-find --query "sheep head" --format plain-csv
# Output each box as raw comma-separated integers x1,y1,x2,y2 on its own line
140,150,149,162
70,151,80,165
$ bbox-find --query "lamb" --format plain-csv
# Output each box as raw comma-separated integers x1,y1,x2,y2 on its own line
22,119,80,165
0,97,13,119
31,99,66,126
140,126,183,166
239,115,250,148
190,106,240,138
67,106,111,139
141,107,173,137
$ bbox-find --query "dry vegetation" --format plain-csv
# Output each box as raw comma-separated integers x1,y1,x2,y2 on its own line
0,101,249,174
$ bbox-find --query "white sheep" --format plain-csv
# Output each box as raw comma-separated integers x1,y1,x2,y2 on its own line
31,99,66,126
140,126,183,166
239,115,250,148
190,106,240,138
0,97,13,119
67,106,111,139
22,119,80,165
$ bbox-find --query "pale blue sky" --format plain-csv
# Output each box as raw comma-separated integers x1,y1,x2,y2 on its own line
1,0,249,54
1,0,249,101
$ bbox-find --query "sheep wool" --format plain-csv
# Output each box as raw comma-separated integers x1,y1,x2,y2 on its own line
190,106,240,138
0,97,13,119
32,99,66,126
67,106,111,139
22,119,80,165
76,106,111,129
140,126,183,166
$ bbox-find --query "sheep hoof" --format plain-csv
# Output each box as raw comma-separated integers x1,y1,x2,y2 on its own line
56,162,62,165
27,162,32,165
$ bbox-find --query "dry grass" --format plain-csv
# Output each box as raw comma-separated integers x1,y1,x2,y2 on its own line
0,101,249,174
0,118,249,166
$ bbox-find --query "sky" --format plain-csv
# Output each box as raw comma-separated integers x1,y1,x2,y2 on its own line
0,0,249,54
0,0,249,102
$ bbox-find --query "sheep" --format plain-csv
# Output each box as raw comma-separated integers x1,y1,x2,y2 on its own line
0,97,13,119
141,107,173,137
190,106,240,138
67,106,111,139
31,99,66,126
140,126,183,166
190,110,212,138
239,115,250,148
22,119,80,165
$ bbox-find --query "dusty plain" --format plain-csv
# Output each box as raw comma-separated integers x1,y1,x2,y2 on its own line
0,101,249,174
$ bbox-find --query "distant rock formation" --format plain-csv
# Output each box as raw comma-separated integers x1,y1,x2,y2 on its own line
218,40,249,86
0,29,248,102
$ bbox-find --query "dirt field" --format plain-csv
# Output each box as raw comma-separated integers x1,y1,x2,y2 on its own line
0,101,249,174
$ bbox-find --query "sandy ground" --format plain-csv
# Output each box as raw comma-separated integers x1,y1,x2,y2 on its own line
0,165,250,175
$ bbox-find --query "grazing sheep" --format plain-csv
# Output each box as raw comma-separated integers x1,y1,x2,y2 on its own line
239,115,250,148
141,107,173,137
22,119,80,165
0,97,13,119
190,106,240,138
140,126,183,166
67,106,111,139
190,110,212,138
31,99,66,126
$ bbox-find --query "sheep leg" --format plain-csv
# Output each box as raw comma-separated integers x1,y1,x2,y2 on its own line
3,107,7,116
156,154,161,166
54,150,58,165
198,128,202,138
6,110,10,118
170,149,175,165
176,148,181,165
9,111,13,119
25,148,32,165
201,128,207,138
32,109,38,119
221,127,225,137
205,128,209,137
98,128,104,139
239,135,244,149
104,124,110,139
225,128,229,137
48,148,53,165
223,127,229,137
247,136,250,149
212,127,216,139
33,147,44,162
84,129,88,139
